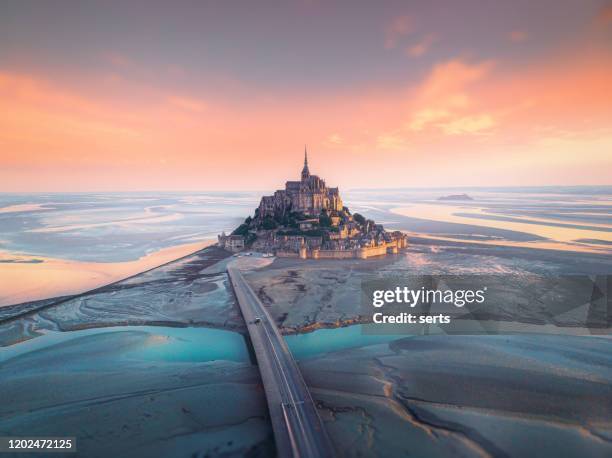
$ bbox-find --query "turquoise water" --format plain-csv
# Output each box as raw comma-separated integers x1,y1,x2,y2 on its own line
284,324,408,360
1,325,251,364
125,326,251,363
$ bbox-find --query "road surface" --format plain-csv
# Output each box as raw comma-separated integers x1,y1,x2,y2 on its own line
228,266,335,458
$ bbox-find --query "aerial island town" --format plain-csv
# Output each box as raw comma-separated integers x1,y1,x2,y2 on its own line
219,149,407,259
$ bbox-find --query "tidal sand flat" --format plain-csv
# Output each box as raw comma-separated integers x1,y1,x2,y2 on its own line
0,241,213,307
0,246,243,345
244,255,398,333
0,246,273,458
244,241,612,335
0,192,259,306
297,335,612,458
346,187,612,255
391,203,612,253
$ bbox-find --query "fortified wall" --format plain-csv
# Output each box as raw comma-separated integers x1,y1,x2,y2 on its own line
277,237,407,260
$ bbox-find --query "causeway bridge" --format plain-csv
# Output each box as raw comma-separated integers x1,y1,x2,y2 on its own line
228,267,335,458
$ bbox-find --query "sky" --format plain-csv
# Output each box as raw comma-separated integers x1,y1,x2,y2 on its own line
1,0,611,191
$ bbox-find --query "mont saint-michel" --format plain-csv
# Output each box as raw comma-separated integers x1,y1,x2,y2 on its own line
219,149,407,259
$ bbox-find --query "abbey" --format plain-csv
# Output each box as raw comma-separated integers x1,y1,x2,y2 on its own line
258,148,343,219
219,148,407,259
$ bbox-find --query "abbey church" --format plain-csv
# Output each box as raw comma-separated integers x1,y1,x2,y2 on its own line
257,148,343,219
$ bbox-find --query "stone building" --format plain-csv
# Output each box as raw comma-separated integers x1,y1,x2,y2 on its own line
217,232,245,252
257,147,343,219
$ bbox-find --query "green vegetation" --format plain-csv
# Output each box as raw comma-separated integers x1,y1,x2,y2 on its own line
262,216,277,230
232,223,249,236
283,211,305,228
244,207,348,238
277,228,325,237
303,229,325,237
277,229,302,236
291,211,308,221
353,213,366,225
253,210,312,230
319,211,332,227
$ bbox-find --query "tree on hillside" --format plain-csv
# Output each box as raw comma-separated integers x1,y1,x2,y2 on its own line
319,211,332,227
232,223,249,236
262,216,277,230
353,213,366,225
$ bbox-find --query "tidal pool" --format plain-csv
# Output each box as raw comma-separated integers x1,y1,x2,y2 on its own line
284,324,407,360
0,325,251,365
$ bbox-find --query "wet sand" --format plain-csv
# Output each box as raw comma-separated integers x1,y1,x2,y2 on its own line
0,246,242,344
0,240,215,307
391,204,612,254
300,335,612,458
243,240,612,335
244,255,398,333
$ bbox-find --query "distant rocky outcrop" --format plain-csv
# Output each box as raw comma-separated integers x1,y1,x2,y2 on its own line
438,193,473,201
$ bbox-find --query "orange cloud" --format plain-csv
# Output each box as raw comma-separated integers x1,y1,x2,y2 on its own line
441,114,495,135
1,47,611,191
402,59,495,135
370,52,612,188
418,59,493,100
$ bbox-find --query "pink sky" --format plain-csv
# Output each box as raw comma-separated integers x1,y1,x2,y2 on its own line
1,1,611,191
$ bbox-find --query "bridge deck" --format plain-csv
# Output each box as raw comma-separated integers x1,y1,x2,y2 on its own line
228,267,335,458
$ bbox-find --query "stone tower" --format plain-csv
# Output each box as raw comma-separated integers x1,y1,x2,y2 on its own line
301,145,310,181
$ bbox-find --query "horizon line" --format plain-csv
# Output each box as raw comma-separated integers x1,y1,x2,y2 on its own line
1,184,611,195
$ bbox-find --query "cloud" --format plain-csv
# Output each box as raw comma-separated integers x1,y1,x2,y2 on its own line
408,108,451,131
327,133,343,144
403,59,495,134
419,59,493,98
406,34,435,57
384,15,412,49
376,132,408,150
441,114,495,135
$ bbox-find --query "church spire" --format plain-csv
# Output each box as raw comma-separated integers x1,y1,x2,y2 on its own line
301,145,310,180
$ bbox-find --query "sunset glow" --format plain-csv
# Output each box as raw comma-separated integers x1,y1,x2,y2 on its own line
1,1,611,191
